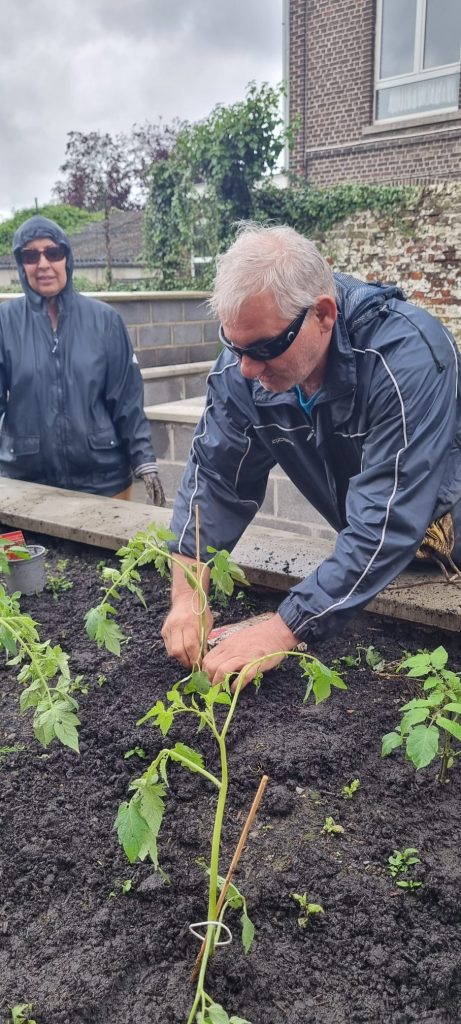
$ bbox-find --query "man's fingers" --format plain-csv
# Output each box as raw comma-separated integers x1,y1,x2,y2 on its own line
162,622,203,668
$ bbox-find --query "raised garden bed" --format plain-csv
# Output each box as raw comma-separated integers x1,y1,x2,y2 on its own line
1,531,460,1024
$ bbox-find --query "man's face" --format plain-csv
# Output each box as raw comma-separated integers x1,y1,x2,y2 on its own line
20,237,67,298
220,291,335,394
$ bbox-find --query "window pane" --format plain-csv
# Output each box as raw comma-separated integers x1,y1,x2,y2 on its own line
424,0,461,68
380,0,417,77
376,72,460,118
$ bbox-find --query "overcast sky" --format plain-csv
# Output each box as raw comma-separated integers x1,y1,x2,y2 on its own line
0,0,284,220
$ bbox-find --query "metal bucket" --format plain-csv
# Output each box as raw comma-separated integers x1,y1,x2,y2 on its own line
4,544,47,596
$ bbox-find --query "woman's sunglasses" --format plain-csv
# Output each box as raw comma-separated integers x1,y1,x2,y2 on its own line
20,243,67,265
219,307,310,362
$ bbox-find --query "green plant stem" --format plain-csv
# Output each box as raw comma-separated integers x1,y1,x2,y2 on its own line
439,731,452,784
187,651,310,1022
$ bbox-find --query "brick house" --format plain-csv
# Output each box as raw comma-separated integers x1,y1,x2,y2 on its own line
287,0,461,184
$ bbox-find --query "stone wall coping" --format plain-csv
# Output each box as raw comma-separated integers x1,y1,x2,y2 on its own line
141,361,213,380
84,290,212,302
0,477,458,632
145,396,205,422
0,290,212,305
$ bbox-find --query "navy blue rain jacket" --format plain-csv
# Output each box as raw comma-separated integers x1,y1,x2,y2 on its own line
171,274,461,644
0,215,157,495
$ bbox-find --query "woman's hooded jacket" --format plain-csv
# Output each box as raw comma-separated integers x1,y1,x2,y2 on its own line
0,215,157,495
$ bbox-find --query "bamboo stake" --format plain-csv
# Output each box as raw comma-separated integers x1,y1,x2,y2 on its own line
190,773,269,982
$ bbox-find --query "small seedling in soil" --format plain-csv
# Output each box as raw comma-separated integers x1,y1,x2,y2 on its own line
0,742,26,760
387,848,423,890
333,645,386,672
322,816,345,835
9,1005,38,1024
382,646,461,782
341,778,360,800
86,522,347,1024
124,747,147,760
108,878,134,898
97,673,107,687
291,892,324,928
69,675,89,695
46,558,74,599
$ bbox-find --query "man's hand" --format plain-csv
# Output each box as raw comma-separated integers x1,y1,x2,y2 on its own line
143,470,166,507
162,594,214,668
202,612,298,690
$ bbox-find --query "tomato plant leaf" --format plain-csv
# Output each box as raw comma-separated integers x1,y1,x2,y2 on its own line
115,799,151,863
406,724,439,769
381,731,403,756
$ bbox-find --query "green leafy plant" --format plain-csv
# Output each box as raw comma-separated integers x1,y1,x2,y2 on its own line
382,646,461,782
387,848,423,890
9,1005,38,1024
341,778,360,800
108,878,134,898
291,892,324,929
0,585,81,751
124,746,147,760
46,558,74,599
0,742,26,760
333,645,386,672
86,523,347,1024
322,816,345,835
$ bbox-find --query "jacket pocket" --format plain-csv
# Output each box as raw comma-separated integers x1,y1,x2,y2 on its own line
88,429,122,452
0,433,40,457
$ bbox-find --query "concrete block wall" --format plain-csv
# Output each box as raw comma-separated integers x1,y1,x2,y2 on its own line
97,291,219,369
142,362,212,405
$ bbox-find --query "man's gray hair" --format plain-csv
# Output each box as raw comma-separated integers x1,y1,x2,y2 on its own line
209,222,335,321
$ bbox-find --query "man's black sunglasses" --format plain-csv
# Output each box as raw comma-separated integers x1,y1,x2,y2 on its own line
219,307,310,362
20,244,67,265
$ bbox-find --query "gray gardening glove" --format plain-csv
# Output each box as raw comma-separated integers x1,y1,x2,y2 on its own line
142,470,166,507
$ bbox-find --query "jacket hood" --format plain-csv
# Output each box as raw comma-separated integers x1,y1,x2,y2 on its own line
13,215,74,313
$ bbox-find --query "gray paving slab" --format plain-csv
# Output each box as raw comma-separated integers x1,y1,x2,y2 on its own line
0,479,459,633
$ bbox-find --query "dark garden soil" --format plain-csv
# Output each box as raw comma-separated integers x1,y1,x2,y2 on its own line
1,530,461,1024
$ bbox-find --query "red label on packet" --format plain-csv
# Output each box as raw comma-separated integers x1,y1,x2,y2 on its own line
0,530,27,559
208,613,273,647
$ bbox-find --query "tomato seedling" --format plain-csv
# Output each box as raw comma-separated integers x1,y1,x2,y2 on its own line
86,523,347,1024
387,848,423,891
382,646,461,782
291,892,324,929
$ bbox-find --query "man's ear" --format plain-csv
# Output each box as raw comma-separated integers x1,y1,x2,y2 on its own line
314,295,337,332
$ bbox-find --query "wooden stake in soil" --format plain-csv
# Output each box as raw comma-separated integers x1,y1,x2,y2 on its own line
190,773,269,982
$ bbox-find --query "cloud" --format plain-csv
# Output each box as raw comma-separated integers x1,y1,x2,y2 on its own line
0,0,283,217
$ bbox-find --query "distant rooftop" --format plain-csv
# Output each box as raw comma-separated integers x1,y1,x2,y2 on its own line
0,210,144,269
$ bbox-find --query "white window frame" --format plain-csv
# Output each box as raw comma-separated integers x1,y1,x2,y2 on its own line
374,0,461,123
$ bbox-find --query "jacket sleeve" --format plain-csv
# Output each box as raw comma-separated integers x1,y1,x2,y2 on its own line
103,312,157,476
170,355,275,556
278,317,460,644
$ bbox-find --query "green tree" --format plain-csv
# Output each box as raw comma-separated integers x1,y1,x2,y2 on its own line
0,205,102,258
144,81,290,288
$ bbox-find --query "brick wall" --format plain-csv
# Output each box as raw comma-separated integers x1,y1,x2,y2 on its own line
316,183,461,340
288,0,461,185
